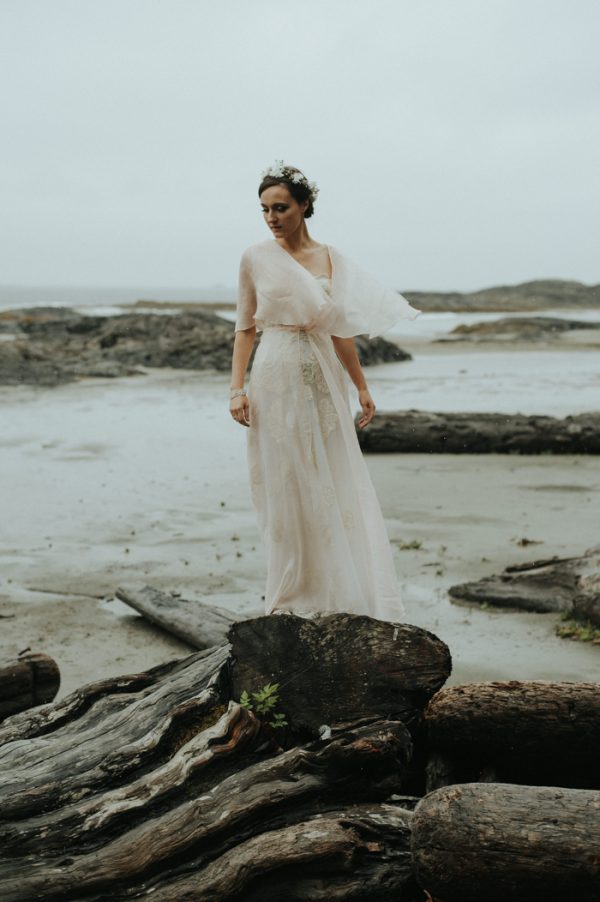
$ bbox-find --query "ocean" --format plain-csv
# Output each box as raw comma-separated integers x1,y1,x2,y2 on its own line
0,284,237,311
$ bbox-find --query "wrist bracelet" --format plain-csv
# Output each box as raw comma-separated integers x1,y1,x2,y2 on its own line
230,388,247,399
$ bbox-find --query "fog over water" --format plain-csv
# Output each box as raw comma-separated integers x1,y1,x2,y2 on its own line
1,0,599,292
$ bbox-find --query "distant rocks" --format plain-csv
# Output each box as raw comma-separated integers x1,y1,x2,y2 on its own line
448,545,600,623
404,278,600,312
0,306,234,386
354,334,411,365
438,315,600,343
0,306,411,387
356,410,600,454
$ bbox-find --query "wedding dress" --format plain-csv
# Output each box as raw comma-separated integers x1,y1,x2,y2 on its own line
235,239,420,622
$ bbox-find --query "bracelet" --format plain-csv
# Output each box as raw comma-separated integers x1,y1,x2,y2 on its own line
230,388,247,399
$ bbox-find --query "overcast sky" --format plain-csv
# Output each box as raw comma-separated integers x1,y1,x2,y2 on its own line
2,0,599,292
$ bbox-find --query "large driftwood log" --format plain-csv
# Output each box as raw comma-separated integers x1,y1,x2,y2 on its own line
115,584,239,648
448,544,600,617
356,409,600,454
135,803,415,902
411,782,600,902
230,613,452,734
0,614,444,900
424,681,600,791
0,653,60,721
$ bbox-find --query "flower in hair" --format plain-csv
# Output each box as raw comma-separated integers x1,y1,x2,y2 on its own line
261,160,319,200
262,159,286,179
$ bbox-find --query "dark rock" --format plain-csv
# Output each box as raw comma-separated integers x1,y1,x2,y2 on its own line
405,278,600,312
356,410,600,454
438,315,600,342
354,334,412,364
0,306,412,387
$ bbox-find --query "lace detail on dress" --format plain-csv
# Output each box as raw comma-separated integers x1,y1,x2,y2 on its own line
245,262,405,622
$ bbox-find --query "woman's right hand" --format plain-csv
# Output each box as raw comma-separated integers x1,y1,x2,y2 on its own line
230,393,250,427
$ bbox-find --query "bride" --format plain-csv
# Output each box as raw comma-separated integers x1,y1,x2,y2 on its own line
229,161,420,622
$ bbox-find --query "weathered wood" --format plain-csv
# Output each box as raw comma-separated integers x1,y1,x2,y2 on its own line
0,714,413,900
229,613,452,734
135,803,415,902
0,652,60,721
115,584,237,648
356,409,600,454
424,681,600,791
0,613,446,900
0,645,231,820
412,782,600,902
448,544,600,616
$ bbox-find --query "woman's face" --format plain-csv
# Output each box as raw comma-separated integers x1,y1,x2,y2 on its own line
260,184,308,239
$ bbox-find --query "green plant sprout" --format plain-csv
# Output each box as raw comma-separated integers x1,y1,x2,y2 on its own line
239,682,288,729
556,619,600,644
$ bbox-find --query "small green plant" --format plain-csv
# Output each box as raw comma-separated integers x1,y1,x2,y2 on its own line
395,538,423,550
239,682,288,729
556,619,600,644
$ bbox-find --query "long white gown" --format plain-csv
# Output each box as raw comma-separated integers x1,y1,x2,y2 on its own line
235,240,420,622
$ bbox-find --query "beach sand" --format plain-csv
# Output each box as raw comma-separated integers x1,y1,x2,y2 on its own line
1,359,599,700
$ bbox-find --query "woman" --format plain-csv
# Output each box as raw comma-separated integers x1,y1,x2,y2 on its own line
230,161,420,621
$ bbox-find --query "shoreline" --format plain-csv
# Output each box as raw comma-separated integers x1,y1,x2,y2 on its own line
1,366,598,699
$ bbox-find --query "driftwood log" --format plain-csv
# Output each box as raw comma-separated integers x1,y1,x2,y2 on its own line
230,613,451,735
424,681,600,792
115,584,239,648
0,652,60,722
448,544,600,618
356,409,600,454
411,782,600,902
0,613,449,900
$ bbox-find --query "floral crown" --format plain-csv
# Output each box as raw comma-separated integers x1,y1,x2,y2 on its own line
260,160,319,201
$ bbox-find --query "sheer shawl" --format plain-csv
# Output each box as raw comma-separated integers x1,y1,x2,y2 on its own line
235,240,421,338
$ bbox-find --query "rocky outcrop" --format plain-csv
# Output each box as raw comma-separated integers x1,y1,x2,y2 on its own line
404,278,600,312
448,545,600,620
438,315,600,342
356,410,600,454
0,306,411,387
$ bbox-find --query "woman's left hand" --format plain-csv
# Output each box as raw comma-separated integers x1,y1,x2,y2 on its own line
357,388,375,428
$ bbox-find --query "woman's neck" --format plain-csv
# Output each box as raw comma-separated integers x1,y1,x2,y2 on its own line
277,224,316,255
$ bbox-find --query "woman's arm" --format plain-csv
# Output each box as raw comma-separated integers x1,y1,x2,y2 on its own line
331,335,376,428
229,326,256,427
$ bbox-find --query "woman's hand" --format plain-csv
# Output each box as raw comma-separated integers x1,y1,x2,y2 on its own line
357,388,375,428
230,393,250,427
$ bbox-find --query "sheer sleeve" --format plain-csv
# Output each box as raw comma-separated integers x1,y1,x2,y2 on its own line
327,249,421,339
235,249,257,332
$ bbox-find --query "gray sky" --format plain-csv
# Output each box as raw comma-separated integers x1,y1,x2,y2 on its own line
2,0,599,292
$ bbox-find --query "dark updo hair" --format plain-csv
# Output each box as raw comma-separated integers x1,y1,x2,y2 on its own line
258,165,316,219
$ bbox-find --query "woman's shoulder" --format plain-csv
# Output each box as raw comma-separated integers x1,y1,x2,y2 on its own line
240,239,272,260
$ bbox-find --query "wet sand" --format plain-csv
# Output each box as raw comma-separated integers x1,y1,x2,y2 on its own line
1,363,599,699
